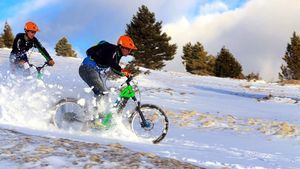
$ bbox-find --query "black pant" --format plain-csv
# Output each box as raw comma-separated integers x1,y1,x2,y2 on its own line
78,64,106,96
9,53,30,75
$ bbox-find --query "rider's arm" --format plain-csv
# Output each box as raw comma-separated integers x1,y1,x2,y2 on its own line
11,33,24,53
33,37,52,61
110,59,129,77
111,63,123,76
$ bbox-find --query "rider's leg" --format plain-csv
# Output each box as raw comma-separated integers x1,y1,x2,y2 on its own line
9,53,29,75
79,64,106,95
9,54,17,73
79,64,106,107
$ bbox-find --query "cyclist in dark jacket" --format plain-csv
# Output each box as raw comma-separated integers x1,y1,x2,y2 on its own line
79,35,137,99
10,21,55,73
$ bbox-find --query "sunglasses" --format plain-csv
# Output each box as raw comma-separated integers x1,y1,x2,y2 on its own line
27,30,37,34
121,47,132,52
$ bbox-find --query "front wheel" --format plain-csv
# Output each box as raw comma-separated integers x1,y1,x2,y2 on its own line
128,104,169,144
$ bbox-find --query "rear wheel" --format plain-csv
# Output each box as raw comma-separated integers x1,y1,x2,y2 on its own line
53,98,88,131
129,104,169,144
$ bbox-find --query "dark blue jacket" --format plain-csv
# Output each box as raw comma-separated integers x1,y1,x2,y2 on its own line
83,41,123,75
11,33,52,62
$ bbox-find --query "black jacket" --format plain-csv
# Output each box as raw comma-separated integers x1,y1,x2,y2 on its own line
11,33,52,61
86,41,123,75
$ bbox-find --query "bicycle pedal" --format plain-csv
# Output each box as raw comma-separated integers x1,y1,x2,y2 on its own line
92,120,110,130
94,120,105,128
92,106,98,112
98,113,105,119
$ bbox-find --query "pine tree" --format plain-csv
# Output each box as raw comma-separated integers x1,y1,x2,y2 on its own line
279,32,300,80
182,42,215,75
55,37,77,57
0,35,4,48
2,21,14,48
206,54,216,76
182,42,193,73
245,72,260,81
125,5,177,70
214,47,243,78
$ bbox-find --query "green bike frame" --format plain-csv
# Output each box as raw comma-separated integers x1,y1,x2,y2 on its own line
114,82,137,113
117,77,149,128
120,85,135,99
97,80,137,128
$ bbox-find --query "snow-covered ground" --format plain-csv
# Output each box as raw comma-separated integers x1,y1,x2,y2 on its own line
0,48,300,169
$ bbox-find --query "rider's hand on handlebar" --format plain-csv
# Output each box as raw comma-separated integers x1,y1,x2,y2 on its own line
18,60,26,66
46,59,55,66
121,69,131,78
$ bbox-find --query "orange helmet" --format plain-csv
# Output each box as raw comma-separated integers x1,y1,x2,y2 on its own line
117,35,137,50
24,21,40,32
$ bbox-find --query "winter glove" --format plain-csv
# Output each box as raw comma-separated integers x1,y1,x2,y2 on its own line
47,59,55,66
18,60,26,65
121,69,131,77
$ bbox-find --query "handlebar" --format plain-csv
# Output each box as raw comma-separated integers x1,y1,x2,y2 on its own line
28,62,47,73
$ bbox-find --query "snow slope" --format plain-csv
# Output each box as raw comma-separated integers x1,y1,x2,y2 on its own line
1,48,300,169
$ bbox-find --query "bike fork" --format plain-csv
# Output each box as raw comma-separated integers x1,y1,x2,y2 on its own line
133,98,149,128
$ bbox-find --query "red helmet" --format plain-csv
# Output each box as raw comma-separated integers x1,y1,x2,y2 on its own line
24,21,40,32
117,35,137,50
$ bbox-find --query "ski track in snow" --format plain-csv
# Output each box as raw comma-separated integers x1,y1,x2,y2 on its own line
0,49,300,168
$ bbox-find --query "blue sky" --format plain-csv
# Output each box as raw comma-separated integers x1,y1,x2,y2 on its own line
1,0,300,81
0,0,24,19
0,0,247,57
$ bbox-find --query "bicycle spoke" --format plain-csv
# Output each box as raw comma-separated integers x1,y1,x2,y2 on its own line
129,104,169,144
53,99,87,131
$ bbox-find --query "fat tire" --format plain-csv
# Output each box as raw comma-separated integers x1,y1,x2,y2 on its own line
128,104,169,144
53,98,88,131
